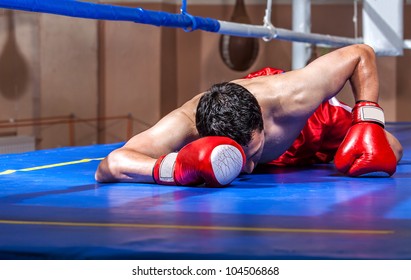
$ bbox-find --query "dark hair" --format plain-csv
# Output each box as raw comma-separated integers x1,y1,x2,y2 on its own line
195,82,263,146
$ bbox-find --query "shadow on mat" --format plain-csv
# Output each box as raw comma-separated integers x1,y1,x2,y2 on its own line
0,184,102,204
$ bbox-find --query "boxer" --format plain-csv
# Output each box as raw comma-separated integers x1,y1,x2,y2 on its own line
95,44,403,187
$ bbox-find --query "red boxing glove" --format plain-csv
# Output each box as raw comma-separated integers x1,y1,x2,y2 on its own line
153,136,245,187
334,101,397,176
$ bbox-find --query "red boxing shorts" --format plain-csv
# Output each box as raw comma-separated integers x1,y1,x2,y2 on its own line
270,98,352,166
244,67,352,166
243,67,285,78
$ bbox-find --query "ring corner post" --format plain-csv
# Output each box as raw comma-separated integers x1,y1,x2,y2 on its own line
362,0,404,56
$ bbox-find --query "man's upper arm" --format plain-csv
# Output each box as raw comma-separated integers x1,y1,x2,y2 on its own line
287,45,377,118
124,108,199,158
301,44,379,105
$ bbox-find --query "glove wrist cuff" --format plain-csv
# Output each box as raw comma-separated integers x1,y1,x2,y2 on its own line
353,101,385,127
153,153,178,185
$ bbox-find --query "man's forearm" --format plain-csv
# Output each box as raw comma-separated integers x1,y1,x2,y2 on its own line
348,44,379,103
95,148,157,183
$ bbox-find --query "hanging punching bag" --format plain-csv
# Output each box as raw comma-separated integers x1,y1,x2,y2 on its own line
219,0,259,71
0,10,29,100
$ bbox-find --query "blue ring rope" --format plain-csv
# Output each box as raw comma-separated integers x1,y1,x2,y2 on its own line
179,0,197,32
0,0,220,32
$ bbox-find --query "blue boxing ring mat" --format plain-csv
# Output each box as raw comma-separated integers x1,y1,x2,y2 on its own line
0,123,410,260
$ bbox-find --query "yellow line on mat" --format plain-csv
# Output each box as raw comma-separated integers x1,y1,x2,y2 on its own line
0,220,394,235
0,158,104,175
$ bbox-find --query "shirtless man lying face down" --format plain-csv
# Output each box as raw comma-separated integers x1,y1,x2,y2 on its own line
95,44,403,187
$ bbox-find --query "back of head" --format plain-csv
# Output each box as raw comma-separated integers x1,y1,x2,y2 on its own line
196,82,263,146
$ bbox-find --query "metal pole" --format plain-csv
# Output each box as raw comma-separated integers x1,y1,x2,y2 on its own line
292,0,311,70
